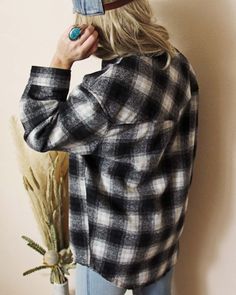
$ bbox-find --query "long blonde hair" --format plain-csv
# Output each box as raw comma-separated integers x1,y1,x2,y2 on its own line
75,0,177,67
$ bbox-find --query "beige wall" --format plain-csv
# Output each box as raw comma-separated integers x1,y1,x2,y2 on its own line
1,0,236,294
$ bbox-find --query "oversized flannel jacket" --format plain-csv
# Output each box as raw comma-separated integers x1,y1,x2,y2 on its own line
19,48,199,289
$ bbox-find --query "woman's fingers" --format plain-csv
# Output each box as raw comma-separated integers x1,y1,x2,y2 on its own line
67,24,99,54
63,24,88,40
76,25,96,45
90,38,99,52
84,38,99,58
80,30,99,53
56,24,99,62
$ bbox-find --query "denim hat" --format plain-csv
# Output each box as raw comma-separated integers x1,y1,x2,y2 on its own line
72,0,105,15
72,0,134,16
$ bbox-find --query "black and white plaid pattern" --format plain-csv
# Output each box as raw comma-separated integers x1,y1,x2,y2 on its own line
19,48,199,289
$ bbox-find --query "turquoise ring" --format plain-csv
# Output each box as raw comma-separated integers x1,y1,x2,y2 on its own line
68,26,83,41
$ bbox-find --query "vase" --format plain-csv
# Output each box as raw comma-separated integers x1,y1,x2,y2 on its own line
52,279,70,295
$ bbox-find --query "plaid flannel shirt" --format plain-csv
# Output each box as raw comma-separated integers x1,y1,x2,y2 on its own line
19,48,199,289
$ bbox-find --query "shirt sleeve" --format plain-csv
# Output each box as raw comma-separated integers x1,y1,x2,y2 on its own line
19,65,112,154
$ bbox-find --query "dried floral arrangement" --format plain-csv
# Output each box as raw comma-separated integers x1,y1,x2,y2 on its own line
9,115,76,286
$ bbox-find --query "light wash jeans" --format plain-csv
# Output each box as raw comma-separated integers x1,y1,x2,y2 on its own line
75,263,174,295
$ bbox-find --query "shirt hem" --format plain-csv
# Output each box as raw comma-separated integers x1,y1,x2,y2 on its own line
74,255,178,290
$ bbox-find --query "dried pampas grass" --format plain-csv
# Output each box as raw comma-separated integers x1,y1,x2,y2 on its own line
9,114,75,284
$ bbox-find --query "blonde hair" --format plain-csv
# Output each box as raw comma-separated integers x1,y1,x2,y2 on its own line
75,0,177,67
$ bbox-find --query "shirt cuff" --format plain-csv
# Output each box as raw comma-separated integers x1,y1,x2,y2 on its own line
28,65,71,89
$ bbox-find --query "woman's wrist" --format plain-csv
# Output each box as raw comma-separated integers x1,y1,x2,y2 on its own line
50,54,73,70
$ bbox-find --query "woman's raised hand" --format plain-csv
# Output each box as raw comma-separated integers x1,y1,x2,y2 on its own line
50,24,99,69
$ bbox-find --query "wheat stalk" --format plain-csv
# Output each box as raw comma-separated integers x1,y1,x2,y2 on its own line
9,114,75,284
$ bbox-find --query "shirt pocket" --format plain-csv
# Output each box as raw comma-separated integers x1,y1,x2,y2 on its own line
93,119,176,187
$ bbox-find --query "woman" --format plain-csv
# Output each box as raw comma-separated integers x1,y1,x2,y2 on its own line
19,0,199,294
